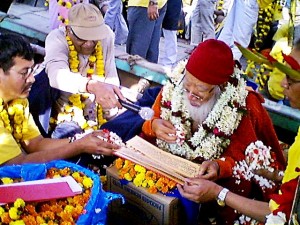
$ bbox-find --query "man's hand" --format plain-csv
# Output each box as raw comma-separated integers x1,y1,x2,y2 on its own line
254,169,283,183
147,3,159,21
177,178,222,203
76,130,121,156
197,160,219,181
214,10,225,24
152,119,177,143
87,80,125,110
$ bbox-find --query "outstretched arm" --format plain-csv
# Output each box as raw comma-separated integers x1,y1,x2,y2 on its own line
177,177,270,222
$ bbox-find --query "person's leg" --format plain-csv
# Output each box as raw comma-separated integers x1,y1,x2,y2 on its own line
160,29,178,67
231,0,259,60
217,0,237,47
198,0,217,41
104,0,128,45
126,7,155,60
190,0,203,46
146,4,167,63
160,0,181,66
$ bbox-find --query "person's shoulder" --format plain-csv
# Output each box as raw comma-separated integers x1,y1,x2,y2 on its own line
245,91,266,112
105,25,115,39
246,90,265,103
46,27,66,42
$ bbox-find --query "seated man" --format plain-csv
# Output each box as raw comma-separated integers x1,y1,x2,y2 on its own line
44,3,124,138
177,62,300,224
0,33,120,166
142,39,286,224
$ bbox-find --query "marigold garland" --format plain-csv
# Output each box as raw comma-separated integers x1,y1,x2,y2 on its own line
50,37,107,132
0,98,29,144
115,158,177,194
0,167,93,225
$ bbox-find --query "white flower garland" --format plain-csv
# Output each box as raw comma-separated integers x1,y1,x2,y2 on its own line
157,62,248,160
265,212,286,225
232,140,280,190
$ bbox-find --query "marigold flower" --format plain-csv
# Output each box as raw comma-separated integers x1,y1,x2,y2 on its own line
14,198,25,209
82,177,93,189
115,158,124,169
8,220,25,225
124,173,132,181
0,206,4,216
133,176,143,187
145,171,157,181
1,177,13,184
8,207,19,220
148,186,158,194
134,165,146,173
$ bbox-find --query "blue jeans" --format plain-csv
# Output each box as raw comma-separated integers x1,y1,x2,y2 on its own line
126,5,167,63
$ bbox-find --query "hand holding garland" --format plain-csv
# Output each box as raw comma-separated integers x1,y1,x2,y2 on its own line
5,130,120,165
151,119,177,143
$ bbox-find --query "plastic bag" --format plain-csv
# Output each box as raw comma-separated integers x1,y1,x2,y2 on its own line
0,160,124,225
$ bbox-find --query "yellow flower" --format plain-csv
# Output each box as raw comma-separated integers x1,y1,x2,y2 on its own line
64,205,74,213
82,177,93,189
133,175,143,187
87,68,94,75
8,207,19,220
134,165,146,173
9,220,25,225
1,177,13,184
14,199,25,209
89,55,96,63
124,173,132,181
0,206,5,216
66,1,72,8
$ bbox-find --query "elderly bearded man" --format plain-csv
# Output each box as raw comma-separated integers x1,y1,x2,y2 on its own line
142,39,286,224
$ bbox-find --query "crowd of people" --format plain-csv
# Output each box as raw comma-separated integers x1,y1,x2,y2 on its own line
1,0,300,224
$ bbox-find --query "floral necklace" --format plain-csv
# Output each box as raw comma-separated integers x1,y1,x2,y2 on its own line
66,35,105,78
51,36,107,131
0,98,28,143
157,63,248,161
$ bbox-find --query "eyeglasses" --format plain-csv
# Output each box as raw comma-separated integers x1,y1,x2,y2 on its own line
182,85,215,101
69,27,97,45
286,76,300,88
10,65,38,80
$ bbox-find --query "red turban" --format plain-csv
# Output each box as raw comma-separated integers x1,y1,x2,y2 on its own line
186,39,235,85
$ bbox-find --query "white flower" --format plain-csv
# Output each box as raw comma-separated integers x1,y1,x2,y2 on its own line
265,212,286,225
157,62,248,161
233,140,277,190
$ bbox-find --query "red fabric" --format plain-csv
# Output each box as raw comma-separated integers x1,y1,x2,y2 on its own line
185,39,235,85
142,90,286,224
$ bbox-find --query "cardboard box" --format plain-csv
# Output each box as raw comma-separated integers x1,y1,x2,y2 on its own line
106,166,183,225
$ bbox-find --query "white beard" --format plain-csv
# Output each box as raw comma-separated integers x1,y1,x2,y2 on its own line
183,87,221,132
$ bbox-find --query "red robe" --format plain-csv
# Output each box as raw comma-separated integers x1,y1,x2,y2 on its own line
142,89,286,224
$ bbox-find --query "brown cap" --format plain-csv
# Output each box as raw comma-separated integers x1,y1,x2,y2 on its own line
68,3,109,41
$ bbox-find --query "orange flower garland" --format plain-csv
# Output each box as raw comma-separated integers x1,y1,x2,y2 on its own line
115,158,177,194
0,167,93,225
50,36,107,131
0,98,29,143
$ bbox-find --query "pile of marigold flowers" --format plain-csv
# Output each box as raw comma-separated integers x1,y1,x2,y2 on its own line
0,167,93,225
115,158,177,194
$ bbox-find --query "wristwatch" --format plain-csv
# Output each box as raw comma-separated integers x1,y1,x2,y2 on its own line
216,188,229,207
149,0,158,6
